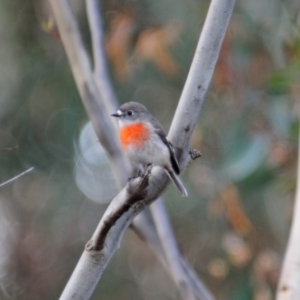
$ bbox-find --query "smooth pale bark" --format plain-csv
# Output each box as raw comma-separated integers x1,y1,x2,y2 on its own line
86,0,119,114
85,0,213,298
49,0,128,187
49,0,236,299
150,200,214,300
169,0,235,157
276,131,300,300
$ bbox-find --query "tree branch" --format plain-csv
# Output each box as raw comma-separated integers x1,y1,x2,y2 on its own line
86,0,119,113
0,145,18,154
87,165,153,251
60,166,168,300
151,199,214,300
85,4,208,296
53,0,211,297
276,130,300,299
168,0,235,160
132,206,214,300
0,167,34,188
49,0,128,187
85,1,212,298
49,0,236,299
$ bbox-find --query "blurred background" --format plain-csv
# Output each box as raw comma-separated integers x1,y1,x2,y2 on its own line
0,0,299,299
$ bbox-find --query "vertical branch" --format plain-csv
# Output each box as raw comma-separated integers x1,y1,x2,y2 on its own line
86,0,119,113
49,0,128,186
276,130,300,299
168,0,235,163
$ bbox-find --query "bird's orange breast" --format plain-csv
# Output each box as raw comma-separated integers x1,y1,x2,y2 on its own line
120,123,150,150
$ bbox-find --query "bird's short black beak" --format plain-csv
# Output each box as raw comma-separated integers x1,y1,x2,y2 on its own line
111,110,123,118
111,113,120,118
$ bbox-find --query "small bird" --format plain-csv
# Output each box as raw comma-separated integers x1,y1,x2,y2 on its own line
111,102,188,197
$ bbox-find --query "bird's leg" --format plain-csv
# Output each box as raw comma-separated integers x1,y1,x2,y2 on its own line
137,165,145,177
127,165,145,181
128,173,139,181
138,164,152,179
146,163,152,169
142,164,152,176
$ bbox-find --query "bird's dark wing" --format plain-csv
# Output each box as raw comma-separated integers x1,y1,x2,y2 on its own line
149,116,180,175
167,141,180,175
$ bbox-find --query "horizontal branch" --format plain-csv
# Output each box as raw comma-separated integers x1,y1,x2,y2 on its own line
0,145,18,154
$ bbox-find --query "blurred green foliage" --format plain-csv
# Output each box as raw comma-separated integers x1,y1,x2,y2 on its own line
0,0,299,299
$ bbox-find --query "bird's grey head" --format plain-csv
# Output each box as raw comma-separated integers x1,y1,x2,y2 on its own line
111,102,149,125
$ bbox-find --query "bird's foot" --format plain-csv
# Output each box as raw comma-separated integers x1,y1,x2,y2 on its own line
127,175,138,182
127,164,152,182
127,169,143,182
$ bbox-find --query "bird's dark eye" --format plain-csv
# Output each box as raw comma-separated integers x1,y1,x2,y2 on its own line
127,110,133,116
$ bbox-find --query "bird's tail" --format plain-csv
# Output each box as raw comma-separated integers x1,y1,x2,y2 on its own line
166,169,188,197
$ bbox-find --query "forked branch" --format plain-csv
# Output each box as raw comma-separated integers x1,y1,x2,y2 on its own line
49,0,236,299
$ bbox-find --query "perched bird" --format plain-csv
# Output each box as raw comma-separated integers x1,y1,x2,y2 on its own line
111,102,188,197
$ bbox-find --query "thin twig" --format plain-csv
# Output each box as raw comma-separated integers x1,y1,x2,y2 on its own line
0,167,34,188
0,145,19,153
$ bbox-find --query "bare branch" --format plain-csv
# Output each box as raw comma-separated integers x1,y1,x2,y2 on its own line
85,2,212,298
169,0,235,165
276,130,300,299
0,145,18,154
60,166,168,300
86,0,119,113
49,0,128,187
50,1,206,298
151,199,214,300
85,2,198,285
137,208,210,300
61,166,214,300
134,207,214,300
49,0,235,299
0,167,34,188
87,165,153,251
131,209,167,264
86,0,105,78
